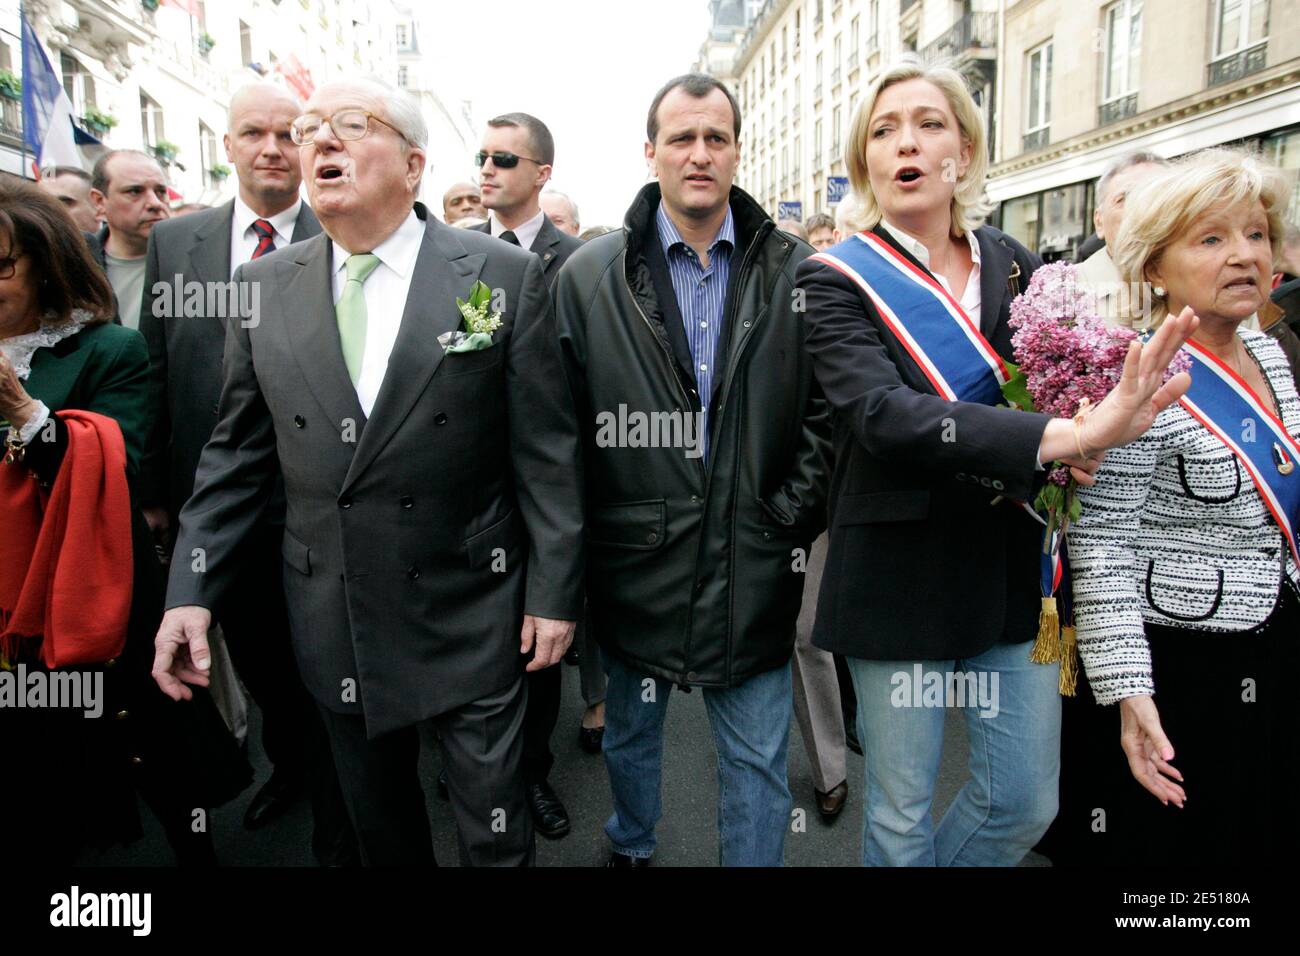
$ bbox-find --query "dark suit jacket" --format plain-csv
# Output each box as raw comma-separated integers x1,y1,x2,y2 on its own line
473,213,582,289
796,224,1051,662
82,226,121,325
164,204,585,737
137,200,321,513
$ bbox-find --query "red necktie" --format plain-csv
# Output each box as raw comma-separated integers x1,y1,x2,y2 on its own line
251,219,277,259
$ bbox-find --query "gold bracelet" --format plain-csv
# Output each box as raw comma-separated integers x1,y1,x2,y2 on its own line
3,429,26,465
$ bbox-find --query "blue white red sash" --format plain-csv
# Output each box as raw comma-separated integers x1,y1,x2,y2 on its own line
811,231,1010,405
1179,339,1300,566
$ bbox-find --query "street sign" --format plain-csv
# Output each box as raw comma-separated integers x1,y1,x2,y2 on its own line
777,201,802,222
827,176,850,205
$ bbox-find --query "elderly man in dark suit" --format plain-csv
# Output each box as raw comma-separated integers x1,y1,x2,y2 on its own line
137,82,355,864
151,77,584,867
472,111,583,837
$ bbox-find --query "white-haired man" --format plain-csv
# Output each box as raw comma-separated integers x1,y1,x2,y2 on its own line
152,77,584,866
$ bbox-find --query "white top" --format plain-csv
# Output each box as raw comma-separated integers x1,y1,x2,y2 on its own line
230,196,303,277
0,311,90,445
330,210,424,417
879,218,982,319
489,207,545,252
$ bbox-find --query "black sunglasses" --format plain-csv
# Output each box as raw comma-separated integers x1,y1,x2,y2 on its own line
474,151,545,169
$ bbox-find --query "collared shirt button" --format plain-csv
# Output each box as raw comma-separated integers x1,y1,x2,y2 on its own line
700,321,708,329
699,363,707,372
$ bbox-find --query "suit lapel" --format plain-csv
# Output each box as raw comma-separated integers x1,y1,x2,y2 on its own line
188,202,234,284
531,215,561,276
342,219,486,491
280,235,367,435
976,228,1015,340
291,204,322,243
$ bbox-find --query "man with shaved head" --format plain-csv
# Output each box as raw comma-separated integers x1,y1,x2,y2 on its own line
138,82,357,865
153,77,583,866
442,180,484,223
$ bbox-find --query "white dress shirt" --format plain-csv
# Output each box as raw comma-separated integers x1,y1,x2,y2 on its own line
330,210,424,417
230,195,303,277
879,217,982,319
489,207,545,252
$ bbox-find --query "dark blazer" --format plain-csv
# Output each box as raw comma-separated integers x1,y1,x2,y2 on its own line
137,200,321,513
163,204,585,737
81,226,121,326
796,224,1050,661
473,213,582,288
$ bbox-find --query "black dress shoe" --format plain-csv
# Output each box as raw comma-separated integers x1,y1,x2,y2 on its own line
436,769,449,801
243,769,305,830
814,780,848,819
578,724,605,754
527,781,571,838
606,850,650,867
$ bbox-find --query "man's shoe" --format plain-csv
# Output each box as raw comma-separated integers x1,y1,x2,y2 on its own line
436,769,449,801
527,781,571,838
243,770,305,830
606,851,650,867
845,724,863,756
578,724,604,754
814,780,848,819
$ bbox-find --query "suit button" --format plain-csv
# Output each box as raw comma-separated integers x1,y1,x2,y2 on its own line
434,412,448,425
690,495,701,503
130,756,143,766
686,671,699,681
695,580,705,592
339,495,353,509
115,710,129,720
407,565,420,580
211,403,219,415
294,415,305,428
400,495,414,509
992,480,1005,491
646,531,658,544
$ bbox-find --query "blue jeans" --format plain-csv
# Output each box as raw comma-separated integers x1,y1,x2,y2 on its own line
846,640,1061,866
601,652,793,866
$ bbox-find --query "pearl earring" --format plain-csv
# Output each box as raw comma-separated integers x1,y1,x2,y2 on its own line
1152,285,1166,298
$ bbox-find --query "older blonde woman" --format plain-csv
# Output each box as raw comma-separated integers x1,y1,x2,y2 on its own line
795,61,1195,866
1068,148,1297,865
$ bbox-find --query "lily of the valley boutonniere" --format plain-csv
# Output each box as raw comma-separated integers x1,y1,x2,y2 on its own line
440,281,504,353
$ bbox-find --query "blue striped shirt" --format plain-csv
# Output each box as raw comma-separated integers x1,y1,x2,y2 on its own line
657,202,735,462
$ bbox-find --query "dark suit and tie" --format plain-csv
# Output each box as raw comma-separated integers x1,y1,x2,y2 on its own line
161,202,585,865
138,198,356,863
474,210,583,819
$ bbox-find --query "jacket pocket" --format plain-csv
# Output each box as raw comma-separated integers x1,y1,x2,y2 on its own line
834,490,930,526
1175,452,1242,504
464,509,523,569
588,499,666,550
440,344,504,377
1145,558,1224,622
282,529,312,576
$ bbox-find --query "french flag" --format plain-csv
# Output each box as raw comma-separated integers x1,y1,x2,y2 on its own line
21,11,103,177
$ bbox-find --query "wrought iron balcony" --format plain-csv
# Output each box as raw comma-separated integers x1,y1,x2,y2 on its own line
920,11,998,67
1098,93,1138,126
1022,128,1050,152
1208,42,1267,87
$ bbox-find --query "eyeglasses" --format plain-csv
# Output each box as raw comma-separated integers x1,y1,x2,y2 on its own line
0,255,22,281
474,151,545,170
290,110,407,146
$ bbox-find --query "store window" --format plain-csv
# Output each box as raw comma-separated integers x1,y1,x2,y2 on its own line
1001,195,1040,254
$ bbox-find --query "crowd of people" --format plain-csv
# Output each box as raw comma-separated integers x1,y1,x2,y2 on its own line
2,58,1298,868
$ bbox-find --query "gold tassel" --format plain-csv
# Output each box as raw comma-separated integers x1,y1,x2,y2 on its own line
1058,625,1079,697
1030,596,1060,663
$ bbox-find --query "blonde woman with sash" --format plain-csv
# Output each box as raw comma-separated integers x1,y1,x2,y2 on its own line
794,62,1196,866
1067,149,1297,865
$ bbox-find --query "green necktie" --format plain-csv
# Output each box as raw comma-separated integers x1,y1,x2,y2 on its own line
336,253,381,385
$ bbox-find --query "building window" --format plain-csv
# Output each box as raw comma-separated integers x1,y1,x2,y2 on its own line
200,121,220,189
140,91,165,150
1262,126,1300,222
1024,42,1052,151
850,15,859,51
832,106,842,156
814,118,823,166
397,65,408,88
1100,0,1141,124
396,23,409,48
0,39,11,70
1209,0,1269,85
61,53,97,118
868,0,879,51
240,20,253,66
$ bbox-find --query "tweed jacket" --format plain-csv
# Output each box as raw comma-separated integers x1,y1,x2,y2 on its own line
1069,330,1300,704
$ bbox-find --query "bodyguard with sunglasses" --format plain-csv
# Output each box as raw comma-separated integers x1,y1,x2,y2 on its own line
471,112,584,841
473,114,583,291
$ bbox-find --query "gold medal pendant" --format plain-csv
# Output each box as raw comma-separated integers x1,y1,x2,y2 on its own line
1273,442,1295,475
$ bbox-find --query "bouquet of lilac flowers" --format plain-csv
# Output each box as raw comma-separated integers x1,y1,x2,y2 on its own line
1001,261,1189,692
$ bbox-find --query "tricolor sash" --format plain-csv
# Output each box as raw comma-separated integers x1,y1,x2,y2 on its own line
811,231,1010,405
1179,338,1300,566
